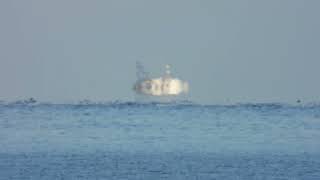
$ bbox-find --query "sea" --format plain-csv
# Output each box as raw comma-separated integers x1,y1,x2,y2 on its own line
0,100,319,179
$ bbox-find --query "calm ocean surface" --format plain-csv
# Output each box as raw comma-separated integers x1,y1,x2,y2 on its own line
0,101,320,179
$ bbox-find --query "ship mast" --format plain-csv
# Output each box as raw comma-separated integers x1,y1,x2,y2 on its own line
165,64,171,78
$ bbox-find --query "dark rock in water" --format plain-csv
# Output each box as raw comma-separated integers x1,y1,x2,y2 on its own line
25,98,37,104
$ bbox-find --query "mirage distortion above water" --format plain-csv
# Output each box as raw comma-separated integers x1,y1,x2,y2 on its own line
133,62,189,98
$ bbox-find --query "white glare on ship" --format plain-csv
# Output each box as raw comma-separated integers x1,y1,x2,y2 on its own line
133,62,189,97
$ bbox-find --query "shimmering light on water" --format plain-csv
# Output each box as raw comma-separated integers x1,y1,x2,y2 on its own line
0,101,320,179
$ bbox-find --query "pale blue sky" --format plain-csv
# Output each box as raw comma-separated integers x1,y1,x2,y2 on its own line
0,0,319,104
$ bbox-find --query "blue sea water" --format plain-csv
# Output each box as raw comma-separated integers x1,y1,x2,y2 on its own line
0,101,320,179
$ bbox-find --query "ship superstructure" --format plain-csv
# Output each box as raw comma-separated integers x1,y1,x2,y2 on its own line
134,62,189,96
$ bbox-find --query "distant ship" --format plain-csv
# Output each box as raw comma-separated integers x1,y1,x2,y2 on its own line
133,62,189,96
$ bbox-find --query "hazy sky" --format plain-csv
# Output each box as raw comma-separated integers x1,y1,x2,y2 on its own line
0,0,319,104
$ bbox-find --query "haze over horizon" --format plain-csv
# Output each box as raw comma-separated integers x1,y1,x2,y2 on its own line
1,0,319,104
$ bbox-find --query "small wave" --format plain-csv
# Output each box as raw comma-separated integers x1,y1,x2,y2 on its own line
0,99,197,109
1,98,320,110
